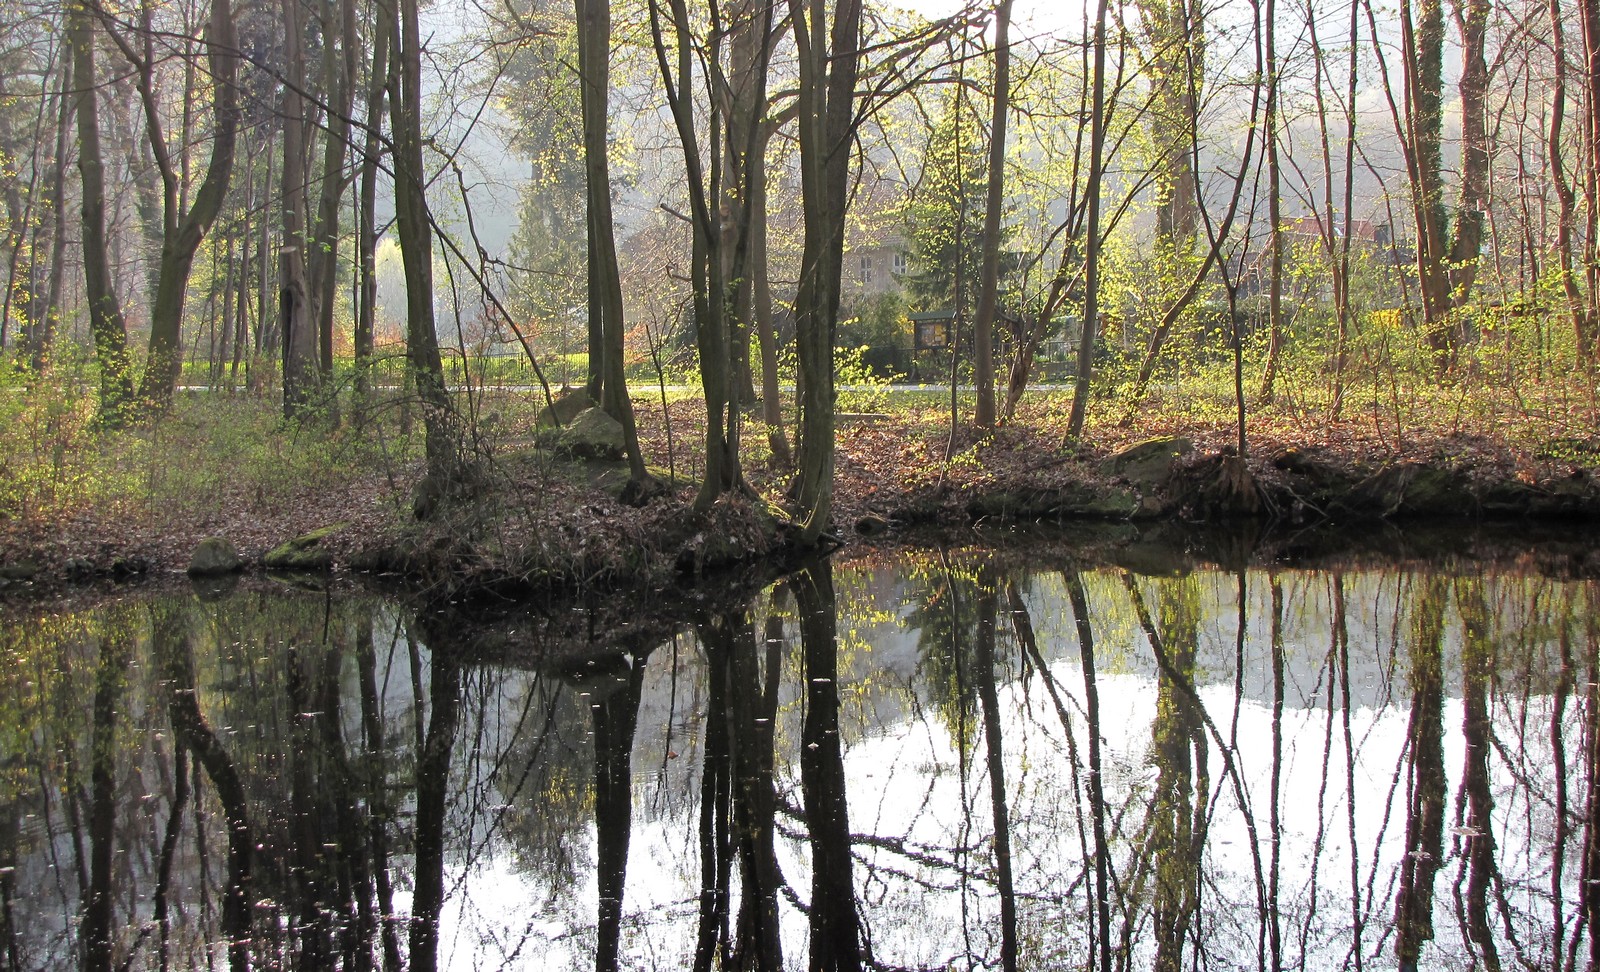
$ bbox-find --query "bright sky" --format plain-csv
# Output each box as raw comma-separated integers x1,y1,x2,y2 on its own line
893,0,1085,39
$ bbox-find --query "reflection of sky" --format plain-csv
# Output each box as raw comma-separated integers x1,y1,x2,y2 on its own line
425,564,1584,970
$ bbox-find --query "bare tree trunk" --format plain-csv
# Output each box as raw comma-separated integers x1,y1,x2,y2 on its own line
71,2,136,422
1551,0,1593,355
972,0,1012,430
1446,0,1490,305
1066,0,1112,439
281,0,317,415
750,135,792,465
577,0,650,494
309,0,359,381
118,0,241,406
1259,0,1284,404
355,7,390,399
1399,0,1454,367
22,53,74,369
392,0,457,474
787,0,863,544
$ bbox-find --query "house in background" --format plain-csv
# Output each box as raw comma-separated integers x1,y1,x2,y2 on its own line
846,234,908,297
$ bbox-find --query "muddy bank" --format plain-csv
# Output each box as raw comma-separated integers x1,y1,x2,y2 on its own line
3,433,1599,600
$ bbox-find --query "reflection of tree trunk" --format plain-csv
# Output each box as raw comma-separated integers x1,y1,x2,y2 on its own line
693,630,733,972
1065,572,1112,972
1267,578,1284,972
731,608,783,971
592,659,646,972
1550,588,1575,971
973,573,1016,971
696,600,785,972
153,745,190,972
1581,590,1600,970
408,654,461,972
1395,578,1447,970
1332,574,1366,961
152,605,253,972
288,646,331,967
0,798,18,970
795,563,862,971
81,632,129,972
1123,576,1207,972
1453,581,1499,972
355,615,402,972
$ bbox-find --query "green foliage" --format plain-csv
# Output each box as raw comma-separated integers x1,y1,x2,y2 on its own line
902,89,1003,319
0,349,418,528
0,349,129,519
838,291,911,377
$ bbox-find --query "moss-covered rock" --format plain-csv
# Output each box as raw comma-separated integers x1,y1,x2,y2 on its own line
263,523,349,571
1349,462,1474,516
555,407,626,461
188,537,243,575
1100,437,1194,488
967,481,1142,521
535,387,597,428
0,560,39,582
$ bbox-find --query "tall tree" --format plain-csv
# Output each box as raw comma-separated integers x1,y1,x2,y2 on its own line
281,0,317,415
788,0,863,544
307,0,360,379
1066,0,1112,439
576,0,652,498
70,0,136,422
105,0,241,406
972,0,1013,429
647,0,776,507
391,0,458,475
354,0,393,396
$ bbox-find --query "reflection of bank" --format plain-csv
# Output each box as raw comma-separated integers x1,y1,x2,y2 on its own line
7,548,1600,971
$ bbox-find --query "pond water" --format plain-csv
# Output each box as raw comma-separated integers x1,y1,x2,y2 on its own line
3,529,1599,971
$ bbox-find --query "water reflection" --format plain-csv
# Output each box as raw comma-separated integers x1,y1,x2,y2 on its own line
1,543,1599,970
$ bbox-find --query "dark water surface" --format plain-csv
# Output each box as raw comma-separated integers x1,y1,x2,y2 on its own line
3,530,1599,971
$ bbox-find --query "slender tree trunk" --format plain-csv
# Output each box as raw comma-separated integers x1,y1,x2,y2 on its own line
1400,0,1454,366
282,0,317,415
1067,0,1111,439
972,0,1012,430
355,9,390,399
1551,0,1593,355
71,3,136,422
750,130,792,465
391,0,456,474
127,0,241,406
23,54,74,370
1447,0,1490,304
1259,0,1283,403
787,0,862,544
309,0,359,380
577,0,650,493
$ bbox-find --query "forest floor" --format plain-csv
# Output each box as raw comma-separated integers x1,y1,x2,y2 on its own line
3,382,1600,599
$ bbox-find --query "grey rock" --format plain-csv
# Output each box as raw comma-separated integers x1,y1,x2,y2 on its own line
188,537,243,576
0,560,39,582
263,523,347,571
1100,437,1194,488
556,407,626,461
